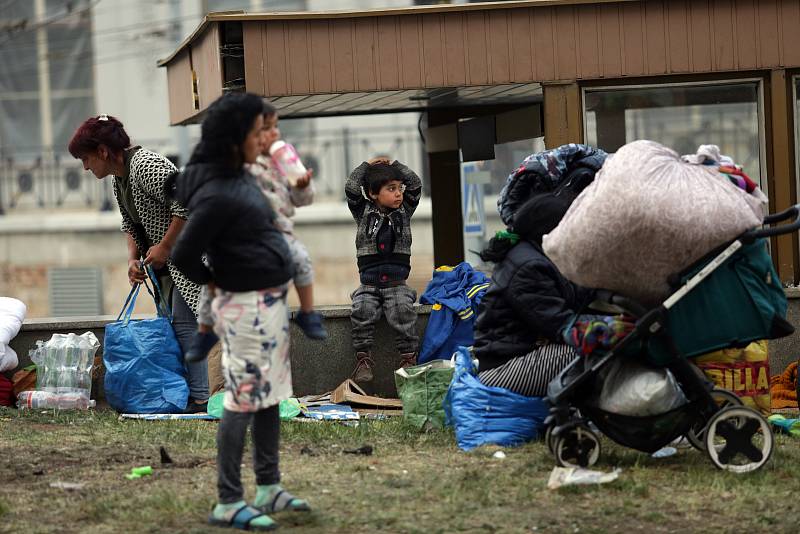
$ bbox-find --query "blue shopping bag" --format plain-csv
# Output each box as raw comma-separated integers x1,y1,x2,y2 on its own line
103,268,189,413
443,346,549,451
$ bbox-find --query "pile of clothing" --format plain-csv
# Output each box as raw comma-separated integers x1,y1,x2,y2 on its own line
418,262,490,364
770,360,798,409
564,314,636,356
496,143,607,229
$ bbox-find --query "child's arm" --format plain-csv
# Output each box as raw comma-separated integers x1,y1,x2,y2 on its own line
391,161,422,216
345,162,370,221
290,170,315,208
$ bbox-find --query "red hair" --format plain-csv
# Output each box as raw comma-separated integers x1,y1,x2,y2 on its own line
68,115,131,158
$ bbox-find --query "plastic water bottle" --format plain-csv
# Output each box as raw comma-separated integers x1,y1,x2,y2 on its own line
42,346,59,391
17,391,56,409
57,346,78,393
17,391,94,410
269,141,307,186
53,392,95,409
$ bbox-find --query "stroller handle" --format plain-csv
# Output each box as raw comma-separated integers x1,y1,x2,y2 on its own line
743,204,800,242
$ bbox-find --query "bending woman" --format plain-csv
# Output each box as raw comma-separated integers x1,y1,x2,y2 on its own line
473,193,594,396
68,115,208,411
170,93,309,531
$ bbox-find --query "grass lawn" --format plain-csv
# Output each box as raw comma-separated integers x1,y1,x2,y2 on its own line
1,407,798,533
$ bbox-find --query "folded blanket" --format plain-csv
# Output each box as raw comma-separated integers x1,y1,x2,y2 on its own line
770,361,798,409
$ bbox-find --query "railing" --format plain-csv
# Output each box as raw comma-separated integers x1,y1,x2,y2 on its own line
0,123,425,214
291,123,425,202
0,153,114,214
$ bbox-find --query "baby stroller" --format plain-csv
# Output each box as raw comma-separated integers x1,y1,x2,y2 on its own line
545,205,800,473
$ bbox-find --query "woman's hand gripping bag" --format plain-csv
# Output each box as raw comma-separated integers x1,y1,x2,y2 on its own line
103,275,189,413
543,140,766,305
443,346,549,451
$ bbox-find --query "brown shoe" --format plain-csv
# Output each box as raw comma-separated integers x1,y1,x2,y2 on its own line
399,352,417,369
352,351,375,383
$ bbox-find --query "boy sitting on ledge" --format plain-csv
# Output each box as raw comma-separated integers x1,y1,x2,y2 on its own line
344,156,423,383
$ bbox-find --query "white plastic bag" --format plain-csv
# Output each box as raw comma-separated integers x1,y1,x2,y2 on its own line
596,358,687,417
543,140,766,305
0,297,26,372
547,466,621,489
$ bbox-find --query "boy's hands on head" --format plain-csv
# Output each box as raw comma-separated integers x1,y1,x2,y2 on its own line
368,156,392,166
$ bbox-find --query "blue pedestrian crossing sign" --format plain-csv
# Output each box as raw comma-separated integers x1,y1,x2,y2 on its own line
461,163,486,236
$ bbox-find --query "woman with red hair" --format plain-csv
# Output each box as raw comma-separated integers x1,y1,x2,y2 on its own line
68,115,208,412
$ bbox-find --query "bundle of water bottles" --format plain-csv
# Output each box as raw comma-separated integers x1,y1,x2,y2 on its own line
17,332,100,410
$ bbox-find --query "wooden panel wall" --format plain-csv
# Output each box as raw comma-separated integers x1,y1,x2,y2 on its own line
194,25,223,111
768,70,800,283
236,0,800,97
542,83,583,148
166,51,194,125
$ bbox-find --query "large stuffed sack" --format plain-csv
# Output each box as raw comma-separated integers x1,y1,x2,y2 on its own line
544,140,766,305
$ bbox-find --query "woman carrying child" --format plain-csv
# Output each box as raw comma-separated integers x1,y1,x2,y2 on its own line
184,102,327,363
170,92,309,531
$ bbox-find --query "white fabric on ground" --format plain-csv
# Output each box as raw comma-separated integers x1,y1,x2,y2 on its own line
0,297,26,372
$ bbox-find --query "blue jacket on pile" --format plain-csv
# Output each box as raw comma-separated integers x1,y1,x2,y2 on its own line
419,262,490,364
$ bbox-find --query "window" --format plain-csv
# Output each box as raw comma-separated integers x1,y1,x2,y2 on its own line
584,81,764,188
461,136,546,268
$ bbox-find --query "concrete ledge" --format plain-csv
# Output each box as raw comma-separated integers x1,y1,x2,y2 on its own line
8,291,800,400
7,305,433,399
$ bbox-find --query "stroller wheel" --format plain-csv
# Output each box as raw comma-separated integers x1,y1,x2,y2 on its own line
686,388,743,451
705,406,773,473
553,425,601,468
545,424,557,454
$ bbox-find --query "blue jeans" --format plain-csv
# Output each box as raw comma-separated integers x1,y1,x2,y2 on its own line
170,286,209,402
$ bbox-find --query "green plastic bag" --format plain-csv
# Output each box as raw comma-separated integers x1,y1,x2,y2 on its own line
207,391,224,419
279,398,302,420
207,392,301,420
394,360,454,430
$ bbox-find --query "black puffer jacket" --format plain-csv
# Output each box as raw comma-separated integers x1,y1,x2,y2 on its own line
170,162,292,292
474,240,593,372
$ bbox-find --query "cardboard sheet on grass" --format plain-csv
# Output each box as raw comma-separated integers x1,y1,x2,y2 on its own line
296,380,403,420
199,379,402,422
120,413,217,421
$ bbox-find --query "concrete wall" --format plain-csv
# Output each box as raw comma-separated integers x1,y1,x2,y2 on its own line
7,305,432,400
766,289,800,376
6,294,800,401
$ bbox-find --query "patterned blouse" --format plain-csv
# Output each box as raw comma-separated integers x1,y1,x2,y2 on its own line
112,148,200,315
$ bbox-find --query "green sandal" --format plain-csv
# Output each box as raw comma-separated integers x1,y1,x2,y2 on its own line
255,486,311,513
208,504,277,531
